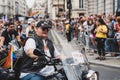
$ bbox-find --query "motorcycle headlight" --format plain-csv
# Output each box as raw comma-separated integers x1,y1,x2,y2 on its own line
82,70,99,80
86,70,96,78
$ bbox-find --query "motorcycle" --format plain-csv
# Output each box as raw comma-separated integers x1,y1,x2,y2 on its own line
29,49,68,80
61,41,99,80
0,39,68,80
77,40,99,80
80,48,99,80
44,57,68,80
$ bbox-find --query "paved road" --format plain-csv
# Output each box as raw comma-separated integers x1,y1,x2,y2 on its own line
91,64,120,80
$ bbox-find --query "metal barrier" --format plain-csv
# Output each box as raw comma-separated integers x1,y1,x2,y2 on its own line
78,31,120,54
78,31,97,52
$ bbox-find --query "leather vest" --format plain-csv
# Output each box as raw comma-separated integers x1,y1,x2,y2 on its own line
20,35,55,72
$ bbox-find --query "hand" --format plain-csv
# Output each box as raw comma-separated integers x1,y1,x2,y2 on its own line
26,49,39,59
99,28,104,33
29,53,39,60
0,46,6,52
94,29,97,33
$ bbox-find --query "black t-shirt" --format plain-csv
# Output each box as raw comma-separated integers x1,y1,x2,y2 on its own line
1,29,19,46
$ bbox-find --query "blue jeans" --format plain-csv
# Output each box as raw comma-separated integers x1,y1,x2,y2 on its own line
21,73,45,80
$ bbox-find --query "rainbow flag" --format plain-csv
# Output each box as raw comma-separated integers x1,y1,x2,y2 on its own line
3,45,17,69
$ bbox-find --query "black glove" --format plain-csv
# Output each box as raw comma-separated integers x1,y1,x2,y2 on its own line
31,56,47,71
33,48,44,56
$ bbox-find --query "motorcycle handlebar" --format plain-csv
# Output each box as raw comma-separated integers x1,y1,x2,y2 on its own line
46,58,62,65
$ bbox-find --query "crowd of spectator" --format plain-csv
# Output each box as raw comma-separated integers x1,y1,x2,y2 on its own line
53,13,120,60
0,13,120,61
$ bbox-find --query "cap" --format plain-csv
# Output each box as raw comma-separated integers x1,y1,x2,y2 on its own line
36,21,51,29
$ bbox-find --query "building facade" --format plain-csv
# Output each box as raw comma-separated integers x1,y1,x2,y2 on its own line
49,0,86,19
47,0,53,19
14,0,28,17
40,0,119,19
85,0,117,16
50,0,65,20
0,0,14,18
32,0,47,18
0,0,28,19
70,0,118,17
70,0,86,18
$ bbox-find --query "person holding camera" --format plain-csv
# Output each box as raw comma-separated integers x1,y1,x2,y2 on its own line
0,22,21,48
20,21,61,80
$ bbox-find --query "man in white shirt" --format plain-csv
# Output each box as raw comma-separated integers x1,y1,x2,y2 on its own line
20,21,60,80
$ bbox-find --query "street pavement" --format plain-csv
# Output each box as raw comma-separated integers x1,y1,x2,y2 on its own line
51,29,120,69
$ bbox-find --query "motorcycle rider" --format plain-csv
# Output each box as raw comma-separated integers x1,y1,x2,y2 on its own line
20,20,61,80
0,22,21,48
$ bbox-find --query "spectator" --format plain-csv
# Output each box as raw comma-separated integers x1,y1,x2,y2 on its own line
0,22,21,47
65,20,71,42
114,16,120,51
26,21,35,37
105,18,116,53
95,19,108,60
88,19,96,49
74,22,79,40
78,20,84,39
83,16,90,50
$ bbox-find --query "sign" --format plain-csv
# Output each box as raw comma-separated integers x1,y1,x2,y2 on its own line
72,51,85,64
30,11,40,17
18,17,25,21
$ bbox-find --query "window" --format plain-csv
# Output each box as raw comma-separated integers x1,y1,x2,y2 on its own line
113,0,115,14
79,0,83,8
104,0,106,13
2,0,5,2
15,2,19,14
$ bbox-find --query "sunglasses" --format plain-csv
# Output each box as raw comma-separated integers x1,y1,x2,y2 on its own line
10,25,14,27
9,25,15,28
42,27,49,31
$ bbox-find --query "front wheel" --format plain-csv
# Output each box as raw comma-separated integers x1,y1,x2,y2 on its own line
89,72,99,80
82,70,99,80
